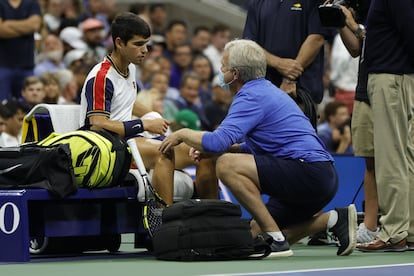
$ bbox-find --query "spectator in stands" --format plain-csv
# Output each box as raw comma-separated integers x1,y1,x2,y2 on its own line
78,0,110,36
81,17,107,63
0,0,42,101
135,88,164,116
0,99,26,147
55,69,78,104
357,0,414,252
317,101,353,155
63,48,88,70
40,71,61,104
59,26,88,55
148,3,167,36
203,24,231,75
146,39,165,59
191,54,214,106
242,0,327,104
71,59,96,103
170,109,200,132
334,4,379,244
139,57,161,90
169,43,193,89
191,26,211,55
20,76,45,112
174,72,211,130
330,33,359,115
43,0,64,34
204,74,232,130
59,0,84,29
156,56,175,92
128,3,149,25
163,19,188,60
34,34,66,76
159,39,357,258
148,71,179,120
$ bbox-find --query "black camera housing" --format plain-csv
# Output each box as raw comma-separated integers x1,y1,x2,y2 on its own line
318,0,371,27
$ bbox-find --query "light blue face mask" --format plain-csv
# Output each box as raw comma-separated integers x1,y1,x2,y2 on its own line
218,71,232,91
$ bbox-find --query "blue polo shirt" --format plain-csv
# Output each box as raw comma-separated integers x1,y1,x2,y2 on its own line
201,78,333,162
242,0,328,104
0,0,41,69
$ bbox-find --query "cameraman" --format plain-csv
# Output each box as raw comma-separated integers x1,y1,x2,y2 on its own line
317,101,353,154
331,2,380,245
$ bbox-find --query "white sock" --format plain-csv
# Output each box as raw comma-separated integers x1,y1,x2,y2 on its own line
267,231,285,242
327,210,338,229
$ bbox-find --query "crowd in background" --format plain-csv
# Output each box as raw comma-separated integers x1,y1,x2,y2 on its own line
0,0,352,154
2,0,413,254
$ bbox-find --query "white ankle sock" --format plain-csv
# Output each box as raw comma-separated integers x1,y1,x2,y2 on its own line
327,210,338,229
267,231,285,242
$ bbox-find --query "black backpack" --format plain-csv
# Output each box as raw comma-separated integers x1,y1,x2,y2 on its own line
153,199,270,261
0,143,77,198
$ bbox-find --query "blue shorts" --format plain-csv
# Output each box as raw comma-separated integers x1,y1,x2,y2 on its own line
254,155,338,228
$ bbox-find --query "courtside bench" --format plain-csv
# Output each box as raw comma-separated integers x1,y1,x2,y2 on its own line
0,104,149,263
0,186,146,263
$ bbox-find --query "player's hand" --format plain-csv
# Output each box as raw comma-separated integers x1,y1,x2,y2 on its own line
189,147,202,165
142,118,170,135
275,58,304,80
159,131,182,154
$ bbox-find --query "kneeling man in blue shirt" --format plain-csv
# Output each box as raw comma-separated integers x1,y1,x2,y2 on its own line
160,39,356,257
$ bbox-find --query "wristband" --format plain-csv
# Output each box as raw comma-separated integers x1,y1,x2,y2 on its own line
123,119,144,139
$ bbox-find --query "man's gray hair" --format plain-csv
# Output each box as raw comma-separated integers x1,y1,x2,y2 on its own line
224,39,266,82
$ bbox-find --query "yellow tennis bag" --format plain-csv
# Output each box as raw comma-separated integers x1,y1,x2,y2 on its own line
38,130,131,188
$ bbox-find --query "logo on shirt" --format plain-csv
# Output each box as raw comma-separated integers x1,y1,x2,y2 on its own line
291,3,302,11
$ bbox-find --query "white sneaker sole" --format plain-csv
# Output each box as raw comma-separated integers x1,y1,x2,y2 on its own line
267,249,294,258
339,204,357,256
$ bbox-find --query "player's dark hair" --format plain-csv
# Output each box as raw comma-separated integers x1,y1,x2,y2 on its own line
111,12,151,49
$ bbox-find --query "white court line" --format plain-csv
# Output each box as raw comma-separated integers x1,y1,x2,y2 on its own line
202,263,414,276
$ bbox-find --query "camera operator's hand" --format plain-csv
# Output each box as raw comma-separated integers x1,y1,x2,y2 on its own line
339,5,359,32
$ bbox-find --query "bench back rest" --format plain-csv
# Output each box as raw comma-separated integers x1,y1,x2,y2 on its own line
22,104,81,143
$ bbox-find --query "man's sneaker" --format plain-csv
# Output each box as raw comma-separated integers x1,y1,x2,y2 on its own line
357,223,380,243
407,242,414,251
256,233,293,258
329,204,357,256
357,238,408,252
308,230,338,246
